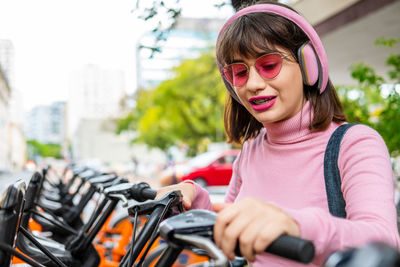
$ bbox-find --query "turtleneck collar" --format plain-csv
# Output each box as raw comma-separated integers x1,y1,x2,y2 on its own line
262,101,314,144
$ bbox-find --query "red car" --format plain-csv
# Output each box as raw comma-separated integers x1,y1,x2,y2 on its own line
180,149,240,187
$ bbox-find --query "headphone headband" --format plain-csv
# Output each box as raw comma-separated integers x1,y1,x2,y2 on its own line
217,3,329,100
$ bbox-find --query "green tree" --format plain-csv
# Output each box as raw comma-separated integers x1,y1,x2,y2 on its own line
117,52,226,155
336,85,374,126
27,140,63,159
344,37,400,156
336,61,385,126
374,42,400,156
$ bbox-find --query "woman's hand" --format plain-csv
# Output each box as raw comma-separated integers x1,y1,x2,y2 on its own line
156,182,195,210
213,198,300,262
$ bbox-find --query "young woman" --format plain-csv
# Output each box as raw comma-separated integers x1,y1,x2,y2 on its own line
157,1,400,266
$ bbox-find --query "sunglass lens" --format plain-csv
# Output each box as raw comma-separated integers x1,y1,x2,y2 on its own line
255,54,282,79
224,63,248,86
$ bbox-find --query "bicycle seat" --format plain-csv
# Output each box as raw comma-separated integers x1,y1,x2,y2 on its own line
99,177,128,189
104,182,135,195
30,171,66,212
71,165,89,175
87,174,118,185
78,169,99,180
42,189,62,202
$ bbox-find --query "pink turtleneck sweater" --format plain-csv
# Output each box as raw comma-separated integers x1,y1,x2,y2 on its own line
191,102,399,266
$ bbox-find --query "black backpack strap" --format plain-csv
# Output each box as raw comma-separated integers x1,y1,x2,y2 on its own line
324,123,358,218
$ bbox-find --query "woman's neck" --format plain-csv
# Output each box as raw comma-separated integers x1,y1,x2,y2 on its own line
262,101,313,144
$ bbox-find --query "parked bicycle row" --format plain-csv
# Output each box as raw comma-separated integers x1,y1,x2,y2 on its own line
0,164,399,266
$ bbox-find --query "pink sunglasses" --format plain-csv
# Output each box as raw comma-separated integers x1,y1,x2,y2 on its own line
223,53,288,87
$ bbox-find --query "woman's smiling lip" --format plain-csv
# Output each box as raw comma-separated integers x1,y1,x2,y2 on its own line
248,95,277,111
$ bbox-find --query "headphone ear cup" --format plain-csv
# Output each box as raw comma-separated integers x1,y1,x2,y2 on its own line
298,42,319,86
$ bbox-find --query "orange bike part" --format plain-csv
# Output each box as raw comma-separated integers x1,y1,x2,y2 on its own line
139,238,210,267
11,247,29,264
96,215,162,264
95,243,119,267
94,213,138,266
95,214,209,266
12,219,43,264
15,211,210,266
29,218,42,232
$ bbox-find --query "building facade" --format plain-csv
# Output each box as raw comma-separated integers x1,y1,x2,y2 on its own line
292,0,400,86
0,39,14,88
68,64,125,136
68,64,135,167
25,101,67,145
0,67,11,171
0,39,26,171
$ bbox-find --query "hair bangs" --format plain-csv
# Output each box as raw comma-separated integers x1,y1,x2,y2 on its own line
217,15,278,66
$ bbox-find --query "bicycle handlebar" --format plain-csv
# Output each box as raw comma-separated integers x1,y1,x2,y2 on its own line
103,182,157,207
159,209,315,264
131,182,157,201
118,190,184,266
239,234,314,263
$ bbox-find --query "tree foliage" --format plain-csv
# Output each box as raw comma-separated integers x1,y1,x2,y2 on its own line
132,0,244,57
117,52,226,155
133,0,182,57
27,140,62,159
374,46,400,156
340,37,400,156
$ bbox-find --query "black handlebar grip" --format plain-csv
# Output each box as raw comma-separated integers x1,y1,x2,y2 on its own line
266,235,314,263
141,187,157,200
235,234,315,264
131,182,157,202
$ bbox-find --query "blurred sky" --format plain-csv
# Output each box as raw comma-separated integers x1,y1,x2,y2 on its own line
0,0,234,112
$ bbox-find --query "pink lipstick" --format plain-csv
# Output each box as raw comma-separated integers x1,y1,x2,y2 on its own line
249,96,277,111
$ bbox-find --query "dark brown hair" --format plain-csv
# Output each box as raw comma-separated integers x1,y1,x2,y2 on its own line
217,2,347,144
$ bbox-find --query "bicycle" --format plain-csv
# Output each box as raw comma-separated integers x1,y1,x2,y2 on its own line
10,169,147,266
5,165,399,267
108,183,314,267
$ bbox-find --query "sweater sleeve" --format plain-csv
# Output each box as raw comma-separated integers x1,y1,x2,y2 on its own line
225,144,246,203
184,180,212,210
286,125,400,265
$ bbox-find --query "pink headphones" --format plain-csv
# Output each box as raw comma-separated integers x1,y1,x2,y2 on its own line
217,4,329,103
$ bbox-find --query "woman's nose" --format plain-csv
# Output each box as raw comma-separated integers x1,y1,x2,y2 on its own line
246,66,266,92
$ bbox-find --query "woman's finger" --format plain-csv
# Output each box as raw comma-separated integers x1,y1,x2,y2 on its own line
238,219,266,262
219,211,254,261
253,222,285,254
212,202,231,212
213,203,240,248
